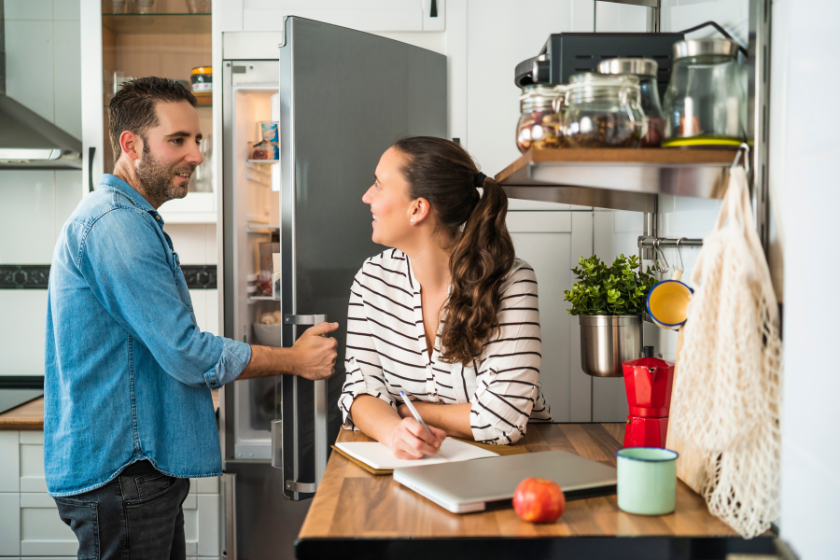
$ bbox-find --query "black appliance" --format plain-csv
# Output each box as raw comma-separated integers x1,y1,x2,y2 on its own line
515,32,685,99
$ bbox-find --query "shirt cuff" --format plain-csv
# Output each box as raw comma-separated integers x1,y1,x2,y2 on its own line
203,338,252,389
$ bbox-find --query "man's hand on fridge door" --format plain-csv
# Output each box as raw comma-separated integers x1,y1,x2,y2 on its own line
291,322,339,380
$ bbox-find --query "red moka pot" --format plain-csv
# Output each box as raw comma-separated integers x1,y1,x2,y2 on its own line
622,354,675,448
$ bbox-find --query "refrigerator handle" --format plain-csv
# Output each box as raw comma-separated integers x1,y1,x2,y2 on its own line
221,473,236,560
282,314,329,494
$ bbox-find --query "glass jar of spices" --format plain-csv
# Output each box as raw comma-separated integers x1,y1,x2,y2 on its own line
598,58,665,147
662,39,746,148
516,85,564,153
562,74,645,148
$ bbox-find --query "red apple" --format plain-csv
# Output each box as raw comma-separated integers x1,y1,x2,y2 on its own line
513,477,566,523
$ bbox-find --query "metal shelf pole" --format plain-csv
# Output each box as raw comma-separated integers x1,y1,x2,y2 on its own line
749,0,772,258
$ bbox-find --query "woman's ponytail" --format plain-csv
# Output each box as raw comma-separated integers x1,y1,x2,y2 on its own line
441,177,515,366
392,137,515,366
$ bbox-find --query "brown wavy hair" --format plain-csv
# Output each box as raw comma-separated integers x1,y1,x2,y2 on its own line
393,137,515,366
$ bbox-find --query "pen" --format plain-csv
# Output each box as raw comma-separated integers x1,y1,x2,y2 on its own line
399,391,446,458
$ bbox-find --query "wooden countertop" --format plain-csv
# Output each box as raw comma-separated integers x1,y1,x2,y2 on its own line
0,391,221,430
299,423,739,541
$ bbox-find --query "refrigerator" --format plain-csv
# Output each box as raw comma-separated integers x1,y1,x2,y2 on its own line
219,17,447,560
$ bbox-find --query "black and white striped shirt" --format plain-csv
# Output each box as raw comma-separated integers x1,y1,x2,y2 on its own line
338,249,552,445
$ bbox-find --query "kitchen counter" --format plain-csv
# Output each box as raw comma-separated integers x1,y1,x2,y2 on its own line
296,424,776,560
0,391,221,430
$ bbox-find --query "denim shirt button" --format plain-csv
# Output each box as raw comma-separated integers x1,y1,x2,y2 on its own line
210,381,216,385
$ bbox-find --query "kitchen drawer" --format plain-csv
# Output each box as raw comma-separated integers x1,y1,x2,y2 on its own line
19,493,77,557
20,431,47,493
189,475,220,494
7,491,219,558
183,493,222,557
0,493,21,555
0,430,20,492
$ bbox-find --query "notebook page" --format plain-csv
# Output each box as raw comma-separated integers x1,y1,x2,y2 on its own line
336,438,497,470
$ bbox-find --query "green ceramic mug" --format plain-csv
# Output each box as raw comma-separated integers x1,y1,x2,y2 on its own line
616,447,679,515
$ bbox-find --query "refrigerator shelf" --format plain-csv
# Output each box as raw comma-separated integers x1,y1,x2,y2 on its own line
247,224,281,233
248,296,275,304
247,159,280,164
495,148,738,213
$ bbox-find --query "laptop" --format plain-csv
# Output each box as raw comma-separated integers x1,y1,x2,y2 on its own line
393,450,617,514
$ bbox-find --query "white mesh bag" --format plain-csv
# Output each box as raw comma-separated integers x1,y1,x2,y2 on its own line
669,165,782,538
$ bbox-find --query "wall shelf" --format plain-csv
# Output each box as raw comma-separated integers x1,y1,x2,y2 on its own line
494,148,738,213
102,14,211,35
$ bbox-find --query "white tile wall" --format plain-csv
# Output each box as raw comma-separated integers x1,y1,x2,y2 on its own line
4,0,54,22
167,225,218,265
594,1,647,32
5,20,56,123
465,0,576,178
0,171,58,264
52,21,83,140
53,0,81,21
4,0,82,136
168,224,220,336
0,291,50,376
662,0,748,46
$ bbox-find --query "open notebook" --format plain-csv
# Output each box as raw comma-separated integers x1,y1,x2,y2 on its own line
334,438,498,474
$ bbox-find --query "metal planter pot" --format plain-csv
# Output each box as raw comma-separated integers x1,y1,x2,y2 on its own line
579,315,643,377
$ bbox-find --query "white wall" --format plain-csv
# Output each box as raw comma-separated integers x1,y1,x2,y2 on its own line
776,0,840,558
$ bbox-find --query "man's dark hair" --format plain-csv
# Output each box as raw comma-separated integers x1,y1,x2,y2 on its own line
108,77,197,163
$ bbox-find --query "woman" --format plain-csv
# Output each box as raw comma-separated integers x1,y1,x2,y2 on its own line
337,137,551,459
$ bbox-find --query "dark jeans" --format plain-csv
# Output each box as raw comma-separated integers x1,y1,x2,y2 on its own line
54,462,190,560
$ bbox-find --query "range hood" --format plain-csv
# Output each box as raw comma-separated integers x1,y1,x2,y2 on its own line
0,1,82,169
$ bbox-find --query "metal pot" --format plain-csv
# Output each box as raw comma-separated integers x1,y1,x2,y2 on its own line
579,315,643,377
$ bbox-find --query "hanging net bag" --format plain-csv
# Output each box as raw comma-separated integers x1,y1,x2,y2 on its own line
667,162,782,538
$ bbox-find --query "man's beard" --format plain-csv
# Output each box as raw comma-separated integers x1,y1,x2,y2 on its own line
136,141,194,207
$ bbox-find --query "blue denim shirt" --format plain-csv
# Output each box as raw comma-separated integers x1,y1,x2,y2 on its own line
44,174,251,497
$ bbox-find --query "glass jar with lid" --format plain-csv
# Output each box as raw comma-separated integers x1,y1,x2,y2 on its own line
662,39,746,148
598,58,665,147
562,74,646,148
516,85,564,153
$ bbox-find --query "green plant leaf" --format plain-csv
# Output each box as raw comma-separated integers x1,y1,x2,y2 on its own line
563,254,656,316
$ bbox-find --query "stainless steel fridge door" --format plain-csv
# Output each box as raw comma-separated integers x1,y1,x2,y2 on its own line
276,16,447,501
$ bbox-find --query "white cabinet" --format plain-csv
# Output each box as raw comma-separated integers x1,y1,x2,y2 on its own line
19,494,78,557
507,211,594,422
221,0,446,33
0,430,221,559
0,493,21,556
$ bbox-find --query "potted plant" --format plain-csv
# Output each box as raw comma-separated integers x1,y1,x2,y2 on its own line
564,255,657,377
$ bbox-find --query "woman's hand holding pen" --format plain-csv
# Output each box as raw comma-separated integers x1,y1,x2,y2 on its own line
386,418,447,460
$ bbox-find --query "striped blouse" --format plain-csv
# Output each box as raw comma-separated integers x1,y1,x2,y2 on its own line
338,249,552,445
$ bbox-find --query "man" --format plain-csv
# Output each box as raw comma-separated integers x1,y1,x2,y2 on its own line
44,77,337,559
